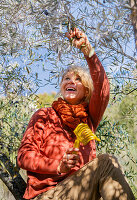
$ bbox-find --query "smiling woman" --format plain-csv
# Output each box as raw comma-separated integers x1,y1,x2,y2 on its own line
60,65,93,104
60,72,88,105
17,28,135,200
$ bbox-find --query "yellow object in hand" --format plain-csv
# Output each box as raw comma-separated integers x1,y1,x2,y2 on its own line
73,123,100,149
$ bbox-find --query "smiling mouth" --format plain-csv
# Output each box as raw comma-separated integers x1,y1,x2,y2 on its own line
66,88,76,91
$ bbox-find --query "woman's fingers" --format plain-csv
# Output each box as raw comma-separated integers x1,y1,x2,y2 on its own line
72,37,85,48
60,147,80,170
66,28,85,40
75,28,84,39
62,157,77,169
66,147,79,154
63,153,79,162
65,32,71,39
65,29,76,39
58,148,80,173
63,158,77,166
63,152,79,166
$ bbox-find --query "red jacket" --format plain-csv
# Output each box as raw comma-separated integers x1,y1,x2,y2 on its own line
17,54,110,199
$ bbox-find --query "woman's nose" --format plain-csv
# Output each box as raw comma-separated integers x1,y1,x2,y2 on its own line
68,78,75,84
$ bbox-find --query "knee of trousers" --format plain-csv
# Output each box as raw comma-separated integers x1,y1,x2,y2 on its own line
97,153,120,168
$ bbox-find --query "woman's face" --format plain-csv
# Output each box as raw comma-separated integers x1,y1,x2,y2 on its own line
60,72,87,105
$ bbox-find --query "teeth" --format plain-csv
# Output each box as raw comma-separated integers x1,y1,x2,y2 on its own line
66,88,75,91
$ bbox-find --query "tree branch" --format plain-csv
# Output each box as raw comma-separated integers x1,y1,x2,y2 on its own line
0,154,26,200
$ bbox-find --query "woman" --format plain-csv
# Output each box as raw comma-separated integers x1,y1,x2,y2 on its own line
17,28,135,200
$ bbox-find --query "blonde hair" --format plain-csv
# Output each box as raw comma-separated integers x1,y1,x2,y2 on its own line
60,65,94,103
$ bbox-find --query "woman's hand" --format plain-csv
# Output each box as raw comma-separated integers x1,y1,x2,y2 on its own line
66,28,94,57
57,148,79,174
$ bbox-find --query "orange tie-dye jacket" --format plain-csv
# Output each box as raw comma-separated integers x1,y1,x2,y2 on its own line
17,54,110,199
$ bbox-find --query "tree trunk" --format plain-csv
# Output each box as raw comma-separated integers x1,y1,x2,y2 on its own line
130,0,137,50
0,154,26,200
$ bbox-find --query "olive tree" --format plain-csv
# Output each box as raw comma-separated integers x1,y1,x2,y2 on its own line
0,0,137,199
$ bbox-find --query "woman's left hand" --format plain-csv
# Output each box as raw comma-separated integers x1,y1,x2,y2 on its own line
66,28,93,57
57,148,79,174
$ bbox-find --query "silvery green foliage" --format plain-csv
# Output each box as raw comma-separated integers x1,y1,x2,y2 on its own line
96,119,137,196
0,58,37,199
0,96,36,163
0,0,136,91
0,94,37,199
0,60,33,96
0,59,37,158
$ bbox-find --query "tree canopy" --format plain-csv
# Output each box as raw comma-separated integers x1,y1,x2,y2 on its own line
0,0,137,199
0,0,137,94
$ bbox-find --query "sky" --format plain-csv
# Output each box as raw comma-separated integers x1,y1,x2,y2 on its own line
37,79,58,94
2,0,136,97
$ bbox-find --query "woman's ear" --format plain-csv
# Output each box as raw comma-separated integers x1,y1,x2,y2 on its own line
85,88,89,96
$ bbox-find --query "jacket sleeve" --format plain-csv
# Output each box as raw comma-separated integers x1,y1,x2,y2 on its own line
85,53,110,132
17,108,60,174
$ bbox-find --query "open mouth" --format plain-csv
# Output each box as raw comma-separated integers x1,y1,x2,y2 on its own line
66,88,76,91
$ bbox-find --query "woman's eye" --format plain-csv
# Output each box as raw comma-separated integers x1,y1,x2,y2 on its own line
76,77,81,81
65,77,70,80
